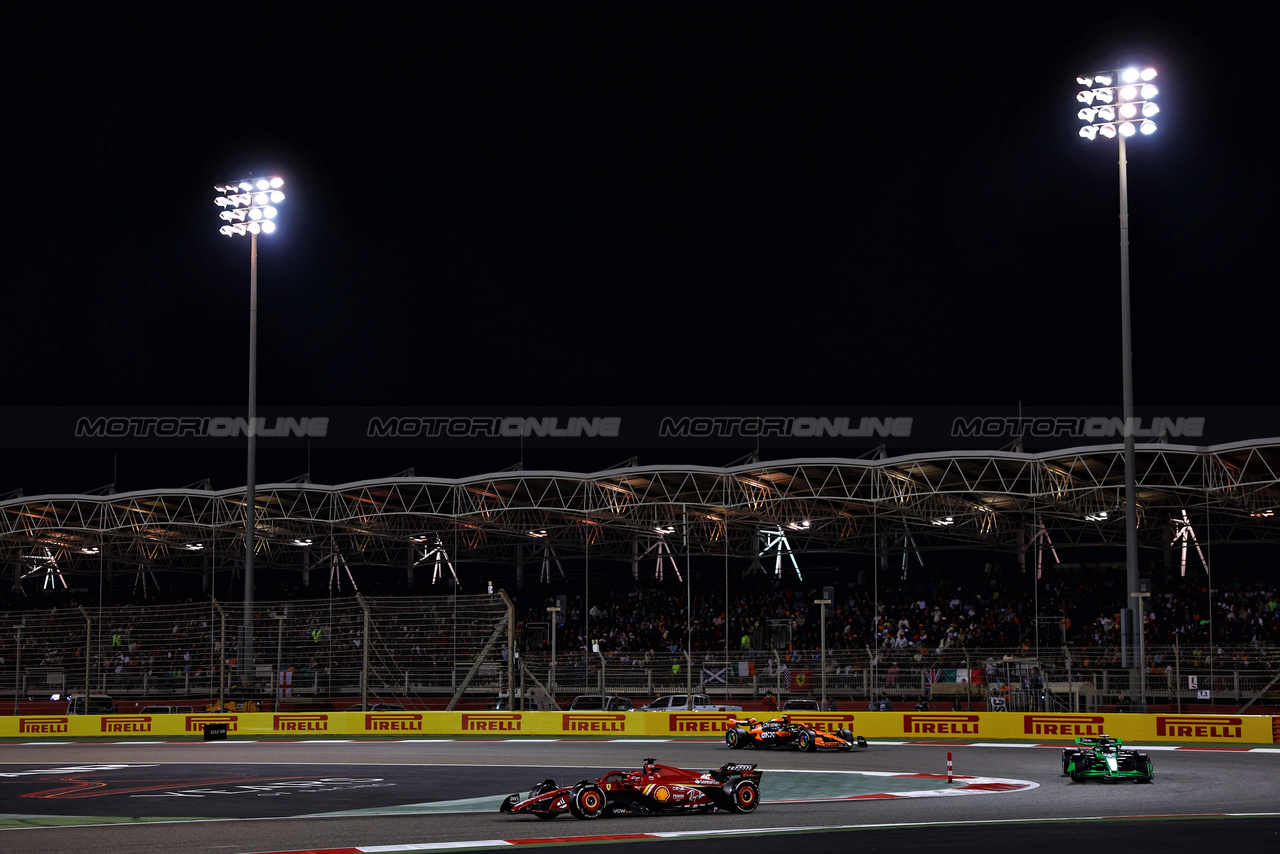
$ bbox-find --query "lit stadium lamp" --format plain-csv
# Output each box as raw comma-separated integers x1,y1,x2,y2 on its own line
262,220,276,233
1140,120,1157,134
214,177,284,238
1076,66,1159,143
1079,125,1098,140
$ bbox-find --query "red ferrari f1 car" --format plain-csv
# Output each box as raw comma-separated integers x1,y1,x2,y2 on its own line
499,758,762,819
725,714,868,751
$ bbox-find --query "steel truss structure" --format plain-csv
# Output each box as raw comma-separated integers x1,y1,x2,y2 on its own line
2,440,1276,581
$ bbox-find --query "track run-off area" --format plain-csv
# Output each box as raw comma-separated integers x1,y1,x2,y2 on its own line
1,737,1278,854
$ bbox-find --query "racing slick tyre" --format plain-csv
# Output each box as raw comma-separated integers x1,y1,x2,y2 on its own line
726,727,747,749
1061,750,1078,776
727,778,760,813
1135,753,1154,782
796,728,818,752
569,782,607,819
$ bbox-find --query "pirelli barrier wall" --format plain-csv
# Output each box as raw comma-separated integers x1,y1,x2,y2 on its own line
2,711,1274,743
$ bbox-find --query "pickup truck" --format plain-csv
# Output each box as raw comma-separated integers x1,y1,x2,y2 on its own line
639,694,742,712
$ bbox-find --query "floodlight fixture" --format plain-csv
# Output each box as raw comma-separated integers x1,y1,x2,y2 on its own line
214,176,284,238
1076,66,1158,141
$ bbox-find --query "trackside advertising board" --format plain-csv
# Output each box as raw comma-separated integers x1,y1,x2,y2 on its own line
1,711,1274,743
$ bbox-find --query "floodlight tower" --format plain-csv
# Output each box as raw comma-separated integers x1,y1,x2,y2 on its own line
214,176,285,684
1075,67,1159,705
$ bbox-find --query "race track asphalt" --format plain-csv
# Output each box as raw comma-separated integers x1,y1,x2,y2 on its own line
1,738,1277,854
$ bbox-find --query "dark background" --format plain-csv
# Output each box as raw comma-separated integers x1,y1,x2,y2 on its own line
6,2,1275,495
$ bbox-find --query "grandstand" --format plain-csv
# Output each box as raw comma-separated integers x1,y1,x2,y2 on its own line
1,440,1277,713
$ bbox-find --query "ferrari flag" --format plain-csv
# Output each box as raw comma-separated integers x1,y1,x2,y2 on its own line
788,669,812,691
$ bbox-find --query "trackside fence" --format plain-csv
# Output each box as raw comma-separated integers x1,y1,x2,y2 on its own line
1,598,1276,712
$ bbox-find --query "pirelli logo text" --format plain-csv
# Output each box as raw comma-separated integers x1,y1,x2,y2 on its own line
667,713,738,734
273,713,329,733
786,714,857,733
562,713,627,733
19,717,69,734
365,712,424,732
1023,715,1106,737
100,715,153,734
903,713,980,735
1156,716,1244,739
186,715,239,733
460,713,522,732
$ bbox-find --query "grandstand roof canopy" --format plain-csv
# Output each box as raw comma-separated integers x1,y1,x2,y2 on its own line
3,441,1277,577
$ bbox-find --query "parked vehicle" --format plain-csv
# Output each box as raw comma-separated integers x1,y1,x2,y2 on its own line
781,698,822,711
66,693,116,714
140,705,195,714
638,694,742,712
567,695,634,711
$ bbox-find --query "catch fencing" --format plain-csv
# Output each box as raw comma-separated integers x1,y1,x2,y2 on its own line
1,597,1276,712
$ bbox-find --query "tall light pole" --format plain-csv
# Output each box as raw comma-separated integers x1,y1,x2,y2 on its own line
547,605,560,703
1076,67,1159,706
214,176,285,685
815,597,830,710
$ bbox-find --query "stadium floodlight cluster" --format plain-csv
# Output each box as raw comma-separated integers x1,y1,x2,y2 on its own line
1076,67,1158,140
214,176,285,236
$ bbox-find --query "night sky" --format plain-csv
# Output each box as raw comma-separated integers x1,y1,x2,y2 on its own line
7,3,1275,495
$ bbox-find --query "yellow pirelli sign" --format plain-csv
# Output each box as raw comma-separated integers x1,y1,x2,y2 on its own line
0,710,1273,743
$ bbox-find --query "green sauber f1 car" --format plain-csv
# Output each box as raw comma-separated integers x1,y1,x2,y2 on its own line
1061,735,1154,783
